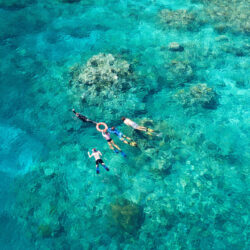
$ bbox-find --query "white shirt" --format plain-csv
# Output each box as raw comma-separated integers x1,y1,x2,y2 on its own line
124,118,138,129
89,151,102,160
102,132,111,140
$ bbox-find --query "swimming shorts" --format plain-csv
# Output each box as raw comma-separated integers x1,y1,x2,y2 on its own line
131,122,139,129
96,159,104,165
107,139,112,142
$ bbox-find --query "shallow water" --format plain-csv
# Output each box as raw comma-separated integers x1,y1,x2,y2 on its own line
0,0,249,249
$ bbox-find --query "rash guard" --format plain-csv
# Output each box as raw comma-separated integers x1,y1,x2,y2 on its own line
108,127,123,139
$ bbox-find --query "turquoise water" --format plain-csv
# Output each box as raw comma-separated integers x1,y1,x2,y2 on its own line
0,0,249,249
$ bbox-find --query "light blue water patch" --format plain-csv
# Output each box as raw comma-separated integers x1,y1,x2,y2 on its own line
0,123,44,176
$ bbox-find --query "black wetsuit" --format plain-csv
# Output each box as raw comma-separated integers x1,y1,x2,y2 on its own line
73,111,96,125
78,114,96,124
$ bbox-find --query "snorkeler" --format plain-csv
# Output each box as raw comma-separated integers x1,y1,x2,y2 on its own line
72,109,97,125
88,148,109,174
102,129,126,157
121,117,154,134
108,127,137,147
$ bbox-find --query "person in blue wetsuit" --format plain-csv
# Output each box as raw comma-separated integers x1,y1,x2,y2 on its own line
108,127,137,147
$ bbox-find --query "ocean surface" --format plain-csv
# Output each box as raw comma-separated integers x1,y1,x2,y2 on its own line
0,0,249,249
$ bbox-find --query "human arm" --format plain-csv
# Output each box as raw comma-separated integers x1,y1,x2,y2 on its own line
98,151,102,156
88,120,97,124
109,127,120,136
102,131,108,137
88,152,93,158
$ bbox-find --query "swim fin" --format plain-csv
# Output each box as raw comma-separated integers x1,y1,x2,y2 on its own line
120,151,127,157
156,132,163,137
103,165,110,171
147,128,154,132
96,167,100,174
129,141,137,147
113,149,119,154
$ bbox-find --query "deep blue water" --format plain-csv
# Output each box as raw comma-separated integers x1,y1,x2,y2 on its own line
0,0,249,249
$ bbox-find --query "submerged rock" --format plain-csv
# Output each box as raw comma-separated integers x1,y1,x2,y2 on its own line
38,224,52,238
215,35,229,42
38,222,64,238
59,0,80,3
0,0,33,9
175,83,218,109
168,42,184,52
110,198,144,234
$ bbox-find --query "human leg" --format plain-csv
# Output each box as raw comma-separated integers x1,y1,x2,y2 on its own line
119,135,137,146
108,141,115,150
96,164,100,174
137,126,147,131
111,140,121,151
120,137,129,144
108,141,119,153
112,140,126,156
101,163,109,171
125,136,132,140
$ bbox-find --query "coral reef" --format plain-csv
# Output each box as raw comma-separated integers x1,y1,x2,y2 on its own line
72,53,131,87
110,198,144,234
165,60,194,87
69,53,145,121
216,39,250,57
14,167,68,241
175,83,218,109
199,0,250,34
159,9,203,31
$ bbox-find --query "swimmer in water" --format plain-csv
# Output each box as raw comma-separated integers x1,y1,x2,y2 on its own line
108,126,137,147
121,117,154,134
88,148,109,174
72,109,97,125
102,129,126,157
